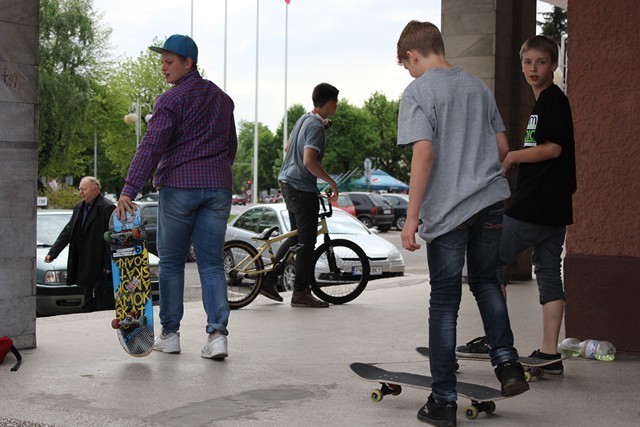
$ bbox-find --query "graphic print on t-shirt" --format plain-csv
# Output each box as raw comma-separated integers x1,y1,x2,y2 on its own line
524,115,538,147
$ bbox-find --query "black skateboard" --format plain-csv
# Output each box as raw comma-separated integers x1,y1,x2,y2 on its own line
350,362,511,420
417,346,566,381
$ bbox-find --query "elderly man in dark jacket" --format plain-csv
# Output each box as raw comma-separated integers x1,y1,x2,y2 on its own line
46,176,116,311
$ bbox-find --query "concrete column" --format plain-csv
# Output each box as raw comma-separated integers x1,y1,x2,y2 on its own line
0,0,39,349
441,0,537,279
564,0,640,355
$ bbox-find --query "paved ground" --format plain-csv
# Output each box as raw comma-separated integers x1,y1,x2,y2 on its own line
1,275,639,426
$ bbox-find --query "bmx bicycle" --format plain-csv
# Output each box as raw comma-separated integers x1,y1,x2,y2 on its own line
224,194,371,309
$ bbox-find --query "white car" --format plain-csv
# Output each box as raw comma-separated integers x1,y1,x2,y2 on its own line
225,203,405,290
36,209,160,316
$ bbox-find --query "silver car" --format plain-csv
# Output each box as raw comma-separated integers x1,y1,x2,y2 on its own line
225,203,405,290
36,209,160,316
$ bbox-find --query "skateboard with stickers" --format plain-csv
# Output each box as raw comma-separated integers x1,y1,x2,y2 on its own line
416,346,566,381
350,362,514,420
104,208,154,357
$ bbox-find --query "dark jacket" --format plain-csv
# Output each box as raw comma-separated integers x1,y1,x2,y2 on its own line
48,193,115,287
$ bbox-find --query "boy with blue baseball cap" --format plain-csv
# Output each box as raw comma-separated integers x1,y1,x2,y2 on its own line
117,34,237,361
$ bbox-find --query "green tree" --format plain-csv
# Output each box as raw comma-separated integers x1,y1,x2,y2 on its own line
363,92,410,183
323,100,378,181
538,6,567,45
100,40,169,178
39,0,111,178
234,121,275,194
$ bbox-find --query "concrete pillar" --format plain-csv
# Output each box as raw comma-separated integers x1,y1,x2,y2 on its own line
0,0,39,349
564,0,640,355
441,0,537,279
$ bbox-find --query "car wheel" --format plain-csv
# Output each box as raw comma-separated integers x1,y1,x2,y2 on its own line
379,225,391,232
395,215,406,231
187,241,196,262
278,260,296,292
358,216,373,228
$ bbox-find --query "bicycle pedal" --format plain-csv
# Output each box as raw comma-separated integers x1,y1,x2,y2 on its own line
289,243,305,254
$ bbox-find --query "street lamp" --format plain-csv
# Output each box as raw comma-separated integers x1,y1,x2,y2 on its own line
123,98,153,148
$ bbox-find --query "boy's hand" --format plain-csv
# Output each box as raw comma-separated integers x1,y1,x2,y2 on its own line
401,216,422,251
116,195,137,220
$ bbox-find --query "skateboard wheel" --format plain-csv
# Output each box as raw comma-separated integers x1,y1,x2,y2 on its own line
370,389,383,403
465,406,479,419
111,318,121,329
524,371,533,382
132,228,142,239
139,316,148,327
455,361,460,372
486,401,496,414
104,231,112,242
390,384,402,396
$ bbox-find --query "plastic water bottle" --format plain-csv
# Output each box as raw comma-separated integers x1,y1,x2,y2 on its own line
558,338,616,361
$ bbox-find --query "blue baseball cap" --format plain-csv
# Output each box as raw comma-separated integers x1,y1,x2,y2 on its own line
149,34,198,63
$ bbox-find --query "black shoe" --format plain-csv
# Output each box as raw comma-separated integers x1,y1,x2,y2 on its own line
417,394,457,426
455,336,490,358
495,361,530,397
259,273,283,302
291,289,329,308
530,349,564,375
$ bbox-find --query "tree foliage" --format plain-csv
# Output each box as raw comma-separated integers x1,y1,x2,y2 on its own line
538,6,567,45
39,0,111,178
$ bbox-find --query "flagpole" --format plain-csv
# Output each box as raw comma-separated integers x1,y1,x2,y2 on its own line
283,1,289,154
252,0,260,204
190,0,193,37
223,0,228,91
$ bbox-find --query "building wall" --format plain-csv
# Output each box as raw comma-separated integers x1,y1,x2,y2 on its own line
0,0,39,349
564,0,640,354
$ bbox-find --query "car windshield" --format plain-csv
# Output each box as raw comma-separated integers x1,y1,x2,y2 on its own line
37,212,72,246
280,210,370,235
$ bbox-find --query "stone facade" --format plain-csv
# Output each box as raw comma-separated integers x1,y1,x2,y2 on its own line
0,0,39,349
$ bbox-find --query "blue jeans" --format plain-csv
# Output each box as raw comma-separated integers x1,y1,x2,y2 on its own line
426,202,519,402
157,187,231,336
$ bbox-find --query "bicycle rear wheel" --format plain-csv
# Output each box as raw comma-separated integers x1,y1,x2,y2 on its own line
224,240,264,309
310,238,370,304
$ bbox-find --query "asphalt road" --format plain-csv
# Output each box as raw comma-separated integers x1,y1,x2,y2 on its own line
183,204,429,302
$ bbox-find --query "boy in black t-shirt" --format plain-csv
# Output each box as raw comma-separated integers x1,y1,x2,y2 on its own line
456,36,576,375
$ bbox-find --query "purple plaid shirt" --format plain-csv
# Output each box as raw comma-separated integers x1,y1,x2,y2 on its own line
121,70,237,199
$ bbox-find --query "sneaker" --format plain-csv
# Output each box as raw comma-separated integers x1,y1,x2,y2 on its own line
259,273,283,302
417,394,457,426
530,349,564,375
291,289,329,308
153,330,181,354
495,361,530,397
455,336,490,358
201,331,228,360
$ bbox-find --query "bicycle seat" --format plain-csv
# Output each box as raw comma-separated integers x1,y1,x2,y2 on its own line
252,226,280,241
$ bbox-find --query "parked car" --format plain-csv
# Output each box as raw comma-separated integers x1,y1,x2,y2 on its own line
331,193,356,217
232,194,247,205
136,201,197,262
225,203,405,291
137,192,159,202
36,209,160,316
344,192,394,232
382,193,409,231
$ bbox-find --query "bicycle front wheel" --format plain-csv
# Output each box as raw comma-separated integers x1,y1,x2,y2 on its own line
224,240,264,309
310,238,370,304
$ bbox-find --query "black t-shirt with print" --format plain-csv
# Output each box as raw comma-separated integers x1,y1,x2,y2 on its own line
506,84,577,226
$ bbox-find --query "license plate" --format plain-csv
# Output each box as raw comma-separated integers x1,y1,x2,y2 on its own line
352,266,383,276
383,209,391,215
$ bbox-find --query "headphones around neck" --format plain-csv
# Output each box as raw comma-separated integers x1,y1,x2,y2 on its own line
312,109,332,129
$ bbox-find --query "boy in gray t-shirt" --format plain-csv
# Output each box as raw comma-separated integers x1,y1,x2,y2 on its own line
396,20,528,426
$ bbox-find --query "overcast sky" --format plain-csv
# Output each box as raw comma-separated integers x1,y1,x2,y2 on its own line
93,0,552,132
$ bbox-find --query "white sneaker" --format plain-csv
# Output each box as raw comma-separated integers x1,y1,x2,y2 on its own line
153,331,181,354
201,331,228,360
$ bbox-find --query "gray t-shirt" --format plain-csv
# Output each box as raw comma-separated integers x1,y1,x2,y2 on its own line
398,67,510,242
278,112,326,192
